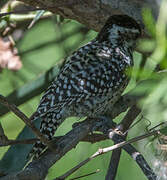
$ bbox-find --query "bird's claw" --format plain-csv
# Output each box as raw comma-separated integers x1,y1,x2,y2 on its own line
91,116,116,134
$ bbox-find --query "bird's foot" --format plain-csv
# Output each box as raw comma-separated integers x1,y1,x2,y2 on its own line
91,116,116,134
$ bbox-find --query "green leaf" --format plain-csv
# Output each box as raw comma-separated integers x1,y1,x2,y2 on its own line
0,60,63,117
160,125,167,135
142,8,156,37
0,118,41,173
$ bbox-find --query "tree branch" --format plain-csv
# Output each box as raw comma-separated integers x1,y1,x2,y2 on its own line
0,95,53,152
54,119,158,180
105,148,122,180
16,0,159,32
105,102,141,179
0,138,37,146
110,132,157,180
0,68,161,175
0,118,95,180
0,111,159,180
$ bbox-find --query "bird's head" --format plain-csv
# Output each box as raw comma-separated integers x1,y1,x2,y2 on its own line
97,15,142,47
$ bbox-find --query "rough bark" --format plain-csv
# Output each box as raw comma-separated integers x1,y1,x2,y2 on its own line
18,0,160,32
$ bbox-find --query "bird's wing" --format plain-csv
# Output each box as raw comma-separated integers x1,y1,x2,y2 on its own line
33,46,127,119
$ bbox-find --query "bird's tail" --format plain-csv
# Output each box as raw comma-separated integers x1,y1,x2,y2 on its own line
27,112,63,159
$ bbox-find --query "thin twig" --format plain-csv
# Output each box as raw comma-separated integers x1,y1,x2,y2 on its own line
0,118,37,147
110,132,157,180
1,117,158,180
0,8,46,17
8,12,52,22
55,128,158,180
0,138,37,146
68,169,100,180
0,94,54,152
108,130,159,152
0,123,6,137
0,123,8,144
149,122,166,131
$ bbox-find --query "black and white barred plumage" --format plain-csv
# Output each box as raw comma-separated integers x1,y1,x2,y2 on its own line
29,15,141,159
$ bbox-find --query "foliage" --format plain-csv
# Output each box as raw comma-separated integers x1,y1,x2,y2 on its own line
0,1,167,179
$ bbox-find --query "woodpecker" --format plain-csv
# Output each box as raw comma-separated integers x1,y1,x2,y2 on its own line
28,15,141,159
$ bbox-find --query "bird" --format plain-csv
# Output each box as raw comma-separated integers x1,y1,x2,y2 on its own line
28,15,141,159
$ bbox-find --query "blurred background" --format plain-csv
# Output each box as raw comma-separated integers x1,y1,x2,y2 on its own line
0,1,167,179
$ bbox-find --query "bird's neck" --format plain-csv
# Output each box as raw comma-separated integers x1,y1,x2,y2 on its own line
93,38,133,67
108,35,134,50
95,37,133,55
97,27,135,49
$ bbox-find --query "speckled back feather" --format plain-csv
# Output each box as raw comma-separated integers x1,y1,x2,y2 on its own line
28,15,141,159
